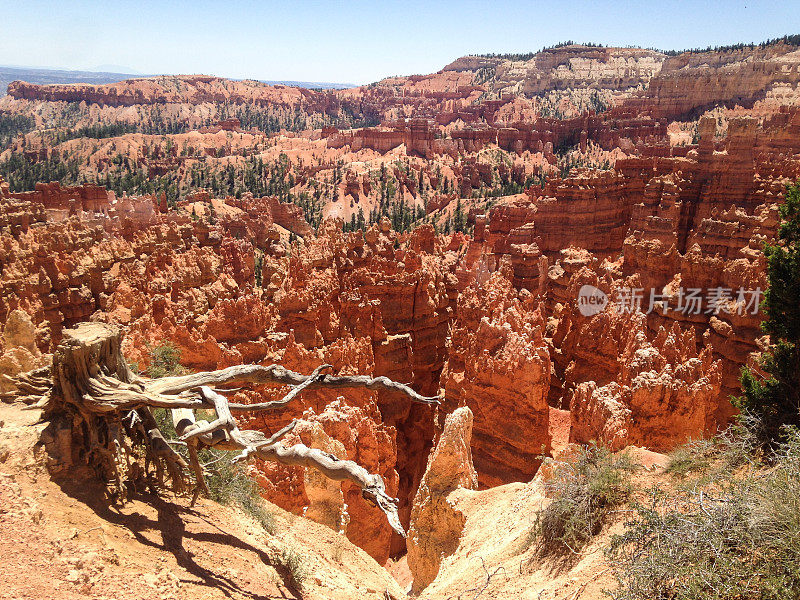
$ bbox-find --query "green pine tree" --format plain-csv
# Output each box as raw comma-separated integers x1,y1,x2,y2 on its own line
737,182,800,446
454,198,466,233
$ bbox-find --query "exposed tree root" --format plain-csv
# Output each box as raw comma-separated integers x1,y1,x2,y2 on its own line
0,366,52,405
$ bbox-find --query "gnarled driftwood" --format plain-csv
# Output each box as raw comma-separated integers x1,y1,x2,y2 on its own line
8,322,439,537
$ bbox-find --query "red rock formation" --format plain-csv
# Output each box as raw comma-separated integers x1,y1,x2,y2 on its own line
332,111,667,157
441,271,551,487
0,189,47,235
407,406,477,593
10,182,112,217
479,114,789,423
7,76,328,110
567,307,722,450
0,309,50,393
328,118,437,158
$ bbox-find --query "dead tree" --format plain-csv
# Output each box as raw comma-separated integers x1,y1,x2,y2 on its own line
4,322,438,536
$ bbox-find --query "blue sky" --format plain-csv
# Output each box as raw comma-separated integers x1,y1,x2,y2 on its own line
1,0,799,84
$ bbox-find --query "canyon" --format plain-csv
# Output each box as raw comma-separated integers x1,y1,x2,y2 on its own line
2,39,800,597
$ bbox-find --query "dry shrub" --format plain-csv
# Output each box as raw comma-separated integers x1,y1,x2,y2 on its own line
279,546,307,591
534,444,635,556
609,426,800,600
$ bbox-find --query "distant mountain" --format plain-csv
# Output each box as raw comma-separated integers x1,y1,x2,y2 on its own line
258,80,355,90
0,66,145,96
0,65,355,96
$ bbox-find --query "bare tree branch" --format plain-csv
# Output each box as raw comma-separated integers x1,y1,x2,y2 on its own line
146,363,440,406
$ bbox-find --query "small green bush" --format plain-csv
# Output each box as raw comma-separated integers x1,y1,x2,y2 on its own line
147,342,273,537
665,439,715,478
279,546,307,591
715,414,762,470
203,446,275,534
150,406,275,533
146,343,185,378
533,444,635,556
666,418,762,485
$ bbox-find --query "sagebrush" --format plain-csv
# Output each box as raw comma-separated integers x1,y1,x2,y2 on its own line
533,444,635,556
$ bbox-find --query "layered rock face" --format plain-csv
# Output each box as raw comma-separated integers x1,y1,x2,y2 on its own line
441,271,551,487
442,45,665,96
635,43,800,120
328,111,667,157
407,407,478,593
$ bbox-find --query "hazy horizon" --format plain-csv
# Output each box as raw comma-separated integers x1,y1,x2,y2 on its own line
2,0,800,85
0,64,358,88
